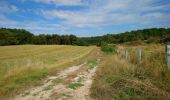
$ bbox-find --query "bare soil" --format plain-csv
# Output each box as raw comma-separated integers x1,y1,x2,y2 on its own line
13,58,100,100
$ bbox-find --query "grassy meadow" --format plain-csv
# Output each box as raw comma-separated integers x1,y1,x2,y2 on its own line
0,45,96,98
91,44,170,100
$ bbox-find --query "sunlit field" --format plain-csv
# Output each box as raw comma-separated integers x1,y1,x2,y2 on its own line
0,45,95,98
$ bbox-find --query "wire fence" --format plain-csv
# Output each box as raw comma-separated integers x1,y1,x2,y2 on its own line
117,45,169,68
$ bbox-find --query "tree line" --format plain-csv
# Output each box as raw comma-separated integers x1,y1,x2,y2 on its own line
83,28,170,45
0,28,170,46
0,28,80,46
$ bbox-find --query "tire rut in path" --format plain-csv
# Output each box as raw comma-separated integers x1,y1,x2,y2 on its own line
13,58,100,100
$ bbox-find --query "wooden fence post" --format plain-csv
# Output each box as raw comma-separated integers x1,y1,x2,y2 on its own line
125,49,128,61
166,45,170,68
138,48,142,63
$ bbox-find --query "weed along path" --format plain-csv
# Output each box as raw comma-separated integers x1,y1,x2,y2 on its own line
13,58,100,100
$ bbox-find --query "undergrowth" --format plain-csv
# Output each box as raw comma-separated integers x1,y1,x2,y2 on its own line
91,45,170,100
101,42,117,54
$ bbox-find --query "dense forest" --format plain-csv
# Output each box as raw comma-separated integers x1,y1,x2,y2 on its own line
0,28,170,46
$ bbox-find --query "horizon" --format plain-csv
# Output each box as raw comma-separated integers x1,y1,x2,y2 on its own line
1,27,169,38
0,0,170,37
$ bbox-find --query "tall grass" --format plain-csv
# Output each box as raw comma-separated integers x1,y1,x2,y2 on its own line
91,44,170,100
0,45,96,99
126,45,170,92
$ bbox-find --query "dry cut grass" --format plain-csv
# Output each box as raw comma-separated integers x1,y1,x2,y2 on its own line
0,45,96,98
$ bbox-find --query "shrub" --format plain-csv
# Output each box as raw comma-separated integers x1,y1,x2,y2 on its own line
101,42,117,54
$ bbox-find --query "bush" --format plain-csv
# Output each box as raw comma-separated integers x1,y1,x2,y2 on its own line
101,42,117,54
146,37,160,44
72,39,89,46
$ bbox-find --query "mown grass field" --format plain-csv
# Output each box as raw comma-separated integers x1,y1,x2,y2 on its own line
0,45,96,98
91,44,170,100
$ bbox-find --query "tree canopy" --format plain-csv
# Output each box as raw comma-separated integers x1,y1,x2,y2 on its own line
0,28,170,46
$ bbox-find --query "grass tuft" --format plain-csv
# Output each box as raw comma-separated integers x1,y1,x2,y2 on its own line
67,82,84,90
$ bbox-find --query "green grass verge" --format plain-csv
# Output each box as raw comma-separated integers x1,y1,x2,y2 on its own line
67,82,84,90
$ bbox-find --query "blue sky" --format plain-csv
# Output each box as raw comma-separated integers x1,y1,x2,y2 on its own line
0,0,170,37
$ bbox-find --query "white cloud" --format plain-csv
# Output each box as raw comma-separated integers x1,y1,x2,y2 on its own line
140,13,170,24
0,1,18,13
39,0,170,28
22,21,65,32
0,15,17,26
0,13,66,34
32,0,83,6
1,0,169,35
41,10,107,27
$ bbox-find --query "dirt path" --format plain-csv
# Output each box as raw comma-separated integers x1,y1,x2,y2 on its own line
13,58,100,100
